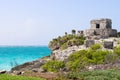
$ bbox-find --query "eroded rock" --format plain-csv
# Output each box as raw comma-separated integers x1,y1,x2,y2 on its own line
104,41,113,49
11,59,47,73
0,70,6,74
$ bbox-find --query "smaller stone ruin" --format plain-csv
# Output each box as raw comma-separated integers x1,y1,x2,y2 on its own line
84,18,117,39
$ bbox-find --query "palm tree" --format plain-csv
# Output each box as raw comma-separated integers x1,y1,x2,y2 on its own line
71,29,76,35
65,32,68,36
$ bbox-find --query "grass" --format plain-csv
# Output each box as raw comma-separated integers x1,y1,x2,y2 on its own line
0,74,45,80
66,69,120,80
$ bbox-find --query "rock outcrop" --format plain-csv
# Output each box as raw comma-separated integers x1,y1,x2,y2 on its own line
104,41,113,49
50,37,120,61
51,45,86,61
11,59,48,73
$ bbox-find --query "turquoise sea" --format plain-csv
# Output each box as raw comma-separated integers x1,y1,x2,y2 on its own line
0,46,51,71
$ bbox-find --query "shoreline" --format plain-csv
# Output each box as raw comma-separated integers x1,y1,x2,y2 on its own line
0,46,51,71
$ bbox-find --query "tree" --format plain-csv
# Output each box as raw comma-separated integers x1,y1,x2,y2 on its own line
71,29,76,35
117,32,120,37
65,32,68,36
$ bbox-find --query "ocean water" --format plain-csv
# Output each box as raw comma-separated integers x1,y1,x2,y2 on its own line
0,46,51,71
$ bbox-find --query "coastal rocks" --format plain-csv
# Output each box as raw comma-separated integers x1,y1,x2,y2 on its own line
49,41,60,51
104,41,113,49
0,70,6,74
11,59,47,72
12,71,24,75
32,68,45,73
52,45,86,61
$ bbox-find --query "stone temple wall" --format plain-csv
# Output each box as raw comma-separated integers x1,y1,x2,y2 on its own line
90,18,112,29
84,18,117,39
85,29,117,38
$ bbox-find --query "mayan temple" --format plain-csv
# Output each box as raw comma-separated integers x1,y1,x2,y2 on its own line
84,18,117,39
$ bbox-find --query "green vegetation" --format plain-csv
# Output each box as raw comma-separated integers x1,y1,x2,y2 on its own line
71,29,76,35
66,49,114,71
42,46,120,72
66,50,88,71
117,41,120,44
117,32,120,37
41,60,65,72
90,44,101,50
0,74,44,80
49,32,85,50
53,69,120,80
114,46,120,55
65,69,120,80
60,43,67,50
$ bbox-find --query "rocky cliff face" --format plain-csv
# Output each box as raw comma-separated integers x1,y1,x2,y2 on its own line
51,45,86,61
50,37,120,61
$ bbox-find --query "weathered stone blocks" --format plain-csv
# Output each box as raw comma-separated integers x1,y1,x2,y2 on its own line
104,41,113,49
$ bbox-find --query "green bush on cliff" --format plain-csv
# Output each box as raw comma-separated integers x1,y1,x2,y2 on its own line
86,50,113,64
114,46,120,55
89,50,112,64
66,49,115,71
104,53,118,63
68,50,87,61
117,32,120,37
90,44,101,51
60,43,67,50
41,60,65,72
49,34,85,50
66,50,89,71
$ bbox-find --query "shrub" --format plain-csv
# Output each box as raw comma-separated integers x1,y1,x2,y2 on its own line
49,33,85,50
68,50,87,61
66,59,80,71
117,41,120,44
114,46,120,55
60,43,67,50
66,58,88,71
117,32,120,37
104,53,118,63
90,44,101,51
41,60,65,72
66,50,89,71
89,50,111,64
67,49,115,69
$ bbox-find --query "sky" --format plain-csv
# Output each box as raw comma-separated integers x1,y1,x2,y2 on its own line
0,0,120,45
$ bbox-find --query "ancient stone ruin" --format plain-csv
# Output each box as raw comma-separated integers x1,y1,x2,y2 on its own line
84,18,117,39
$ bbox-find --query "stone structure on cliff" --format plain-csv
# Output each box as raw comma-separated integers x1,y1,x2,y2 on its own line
84,18,117,39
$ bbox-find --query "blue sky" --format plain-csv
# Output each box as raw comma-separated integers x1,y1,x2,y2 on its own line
0,0,120,45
